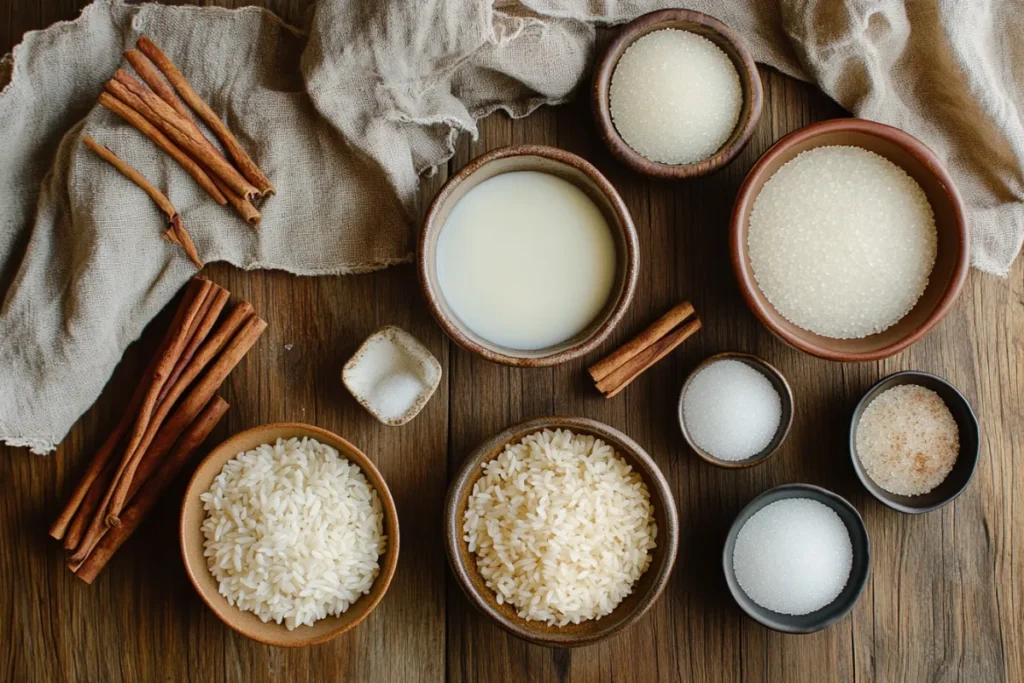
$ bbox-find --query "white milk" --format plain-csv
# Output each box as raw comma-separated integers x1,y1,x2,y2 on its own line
436,171,617,351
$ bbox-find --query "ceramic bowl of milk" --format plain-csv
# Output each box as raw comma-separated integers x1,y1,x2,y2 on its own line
419,145,639,367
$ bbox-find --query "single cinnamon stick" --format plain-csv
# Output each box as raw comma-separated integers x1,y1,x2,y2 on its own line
104,313,267,527
123,48,193,121
81,135,203,269
97,280,213,525
106,73,259,200
50,279,204,542
598,318,702,398
137,35,274,197
98,92,226,205
589,302,695,383
74,396,230,584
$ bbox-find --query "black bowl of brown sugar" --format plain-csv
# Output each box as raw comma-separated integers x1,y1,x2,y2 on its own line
849,371,980,514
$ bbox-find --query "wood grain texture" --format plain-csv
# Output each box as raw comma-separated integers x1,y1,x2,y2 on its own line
2,3,1021,682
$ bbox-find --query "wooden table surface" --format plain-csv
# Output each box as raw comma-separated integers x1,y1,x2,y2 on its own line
2,2,1021,681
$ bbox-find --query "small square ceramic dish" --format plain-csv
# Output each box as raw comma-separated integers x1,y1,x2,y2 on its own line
342,326,442,426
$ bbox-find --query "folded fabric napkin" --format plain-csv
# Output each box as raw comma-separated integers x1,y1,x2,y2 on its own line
2,0,1021,452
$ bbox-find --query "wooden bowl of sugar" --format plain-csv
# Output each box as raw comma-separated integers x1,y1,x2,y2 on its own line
419,144,639,367
731,118,970,362
592,9,763,179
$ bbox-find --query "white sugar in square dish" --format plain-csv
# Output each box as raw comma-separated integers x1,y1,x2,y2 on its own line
342,326,441,426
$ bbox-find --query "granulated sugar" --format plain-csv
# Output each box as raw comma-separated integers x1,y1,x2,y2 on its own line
855,384,959,496
733,498,852,616
748,146,937,339
681,359,781,461
610,29,742,165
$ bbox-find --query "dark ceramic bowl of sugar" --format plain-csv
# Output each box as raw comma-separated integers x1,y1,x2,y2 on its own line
849,370,980,514
722,484,870,634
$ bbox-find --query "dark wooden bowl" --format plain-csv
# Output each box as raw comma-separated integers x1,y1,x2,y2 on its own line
731,118,970,362
444,417,679,647
722,484,871,634
677,352,794,468
849,371,980,514
180,423,400,647
419,145,639,367
592,9,763,179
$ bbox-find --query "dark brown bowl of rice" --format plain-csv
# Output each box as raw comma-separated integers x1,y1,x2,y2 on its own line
444,417,679,647
180,423,399,647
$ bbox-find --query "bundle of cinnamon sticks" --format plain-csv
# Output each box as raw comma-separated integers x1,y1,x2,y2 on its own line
589,301,702,398
49,277,267,583
86,34,270,265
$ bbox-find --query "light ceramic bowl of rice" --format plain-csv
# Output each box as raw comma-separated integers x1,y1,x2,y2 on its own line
180,423,399,647
731,118,969,362
444,417,679,647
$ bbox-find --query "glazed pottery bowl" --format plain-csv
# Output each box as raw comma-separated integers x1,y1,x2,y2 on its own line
722,484,870,634
592,8,763,179
445,417,679,647
731,118,969,362
180,423,400,647
849,370,980,514
419,144,639,367
678,351,794,468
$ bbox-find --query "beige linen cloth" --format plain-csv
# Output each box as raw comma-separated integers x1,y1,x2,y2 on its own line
2,0,1022,453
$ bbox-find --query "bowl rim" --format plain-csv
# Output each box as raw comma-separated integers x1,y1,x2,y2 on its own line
677,351,794,468
730,117,971,362
443,416,679,647
847,370,981,514
179,422,400,647
721,483,871,634
418,144,639,367
591,8,764,179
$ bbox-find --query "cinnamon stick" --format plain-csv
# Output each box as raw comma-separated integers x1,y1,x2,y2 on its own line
588,301,695,383
81,135,203,269
123,48,193,121
103,312,267,527
598,318,702,398
74,396,230,584
137,35,274,197
213,176,261,226
50,279,205,542
106,73,259,200
98,92,226,205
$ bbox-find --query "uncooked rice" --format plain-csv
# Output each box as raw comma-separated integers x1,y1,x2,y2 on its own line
201,437,386,630
463,429,657,626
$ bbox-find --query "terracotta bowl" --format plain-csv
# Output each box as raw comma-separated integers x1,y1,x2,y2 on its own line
444,416,679,647
419,145,639,367
731,118,970,362
180,423,400,647
677,352,794,468
592,8,763,179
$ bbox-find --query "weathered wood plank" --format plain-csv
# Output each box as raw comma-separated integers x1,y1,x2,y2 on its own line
1,3,1020,682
